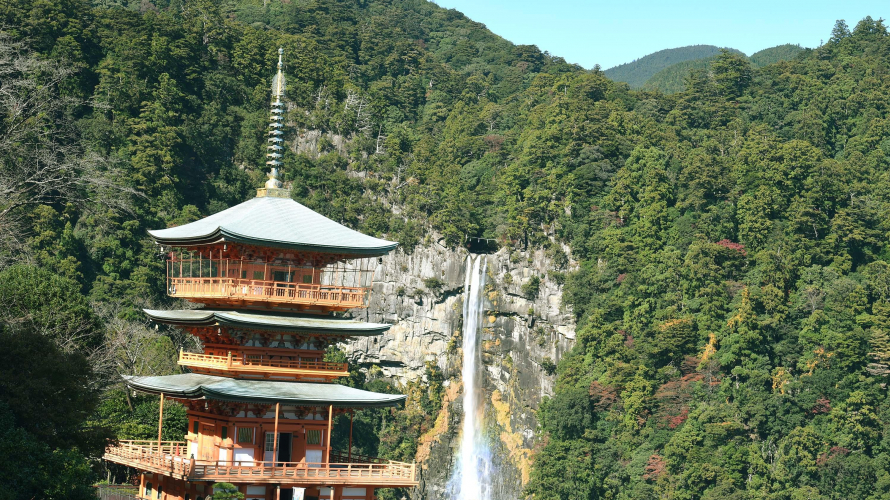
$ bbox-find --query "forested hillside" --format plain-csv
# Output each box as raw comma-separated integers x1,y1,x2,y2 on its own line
641,56,719,93
529,18,890,500
643,44,806,94
604,45,741,88
2,1,890,499
749,43,805,67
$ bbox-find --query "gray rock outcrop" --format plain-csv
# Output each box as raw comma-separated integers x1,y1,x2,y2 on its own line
346,240,576,500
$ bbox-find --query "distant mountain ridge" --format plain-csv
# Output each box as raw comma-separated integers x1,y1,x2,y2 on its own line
750,43,806,67
607,43,807,93
603,45,741,88
640,44,807,93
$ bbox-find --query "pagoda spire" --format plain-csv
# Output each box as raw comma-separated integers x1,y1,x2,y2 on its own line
259,47,290,198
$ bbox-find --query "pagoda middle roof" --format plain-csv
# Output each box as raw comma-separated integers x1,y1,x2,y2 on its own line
124,373,406,408
147,195,397,257
144,309,391,336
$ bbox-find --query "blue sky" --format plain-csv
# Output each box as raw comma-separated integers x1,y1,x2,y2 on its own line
433,0,888,69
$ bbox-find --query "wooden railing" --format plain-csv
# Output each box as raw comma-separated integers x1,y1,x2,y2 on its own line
330,449,388,464
167,277,369,309
104,441,417,486
189,460,417,486
179,351,348,379
104,440,192,479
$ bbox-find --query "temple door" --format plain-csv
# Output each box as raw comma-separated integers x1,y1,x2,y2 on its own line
277,433,292,464
198,423,216,461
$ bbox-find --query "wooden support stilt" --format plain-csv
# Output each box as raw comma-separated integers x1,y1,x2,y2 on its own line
272,402,280,465
157,392,165,451
327,404,333,464
348,410,354,462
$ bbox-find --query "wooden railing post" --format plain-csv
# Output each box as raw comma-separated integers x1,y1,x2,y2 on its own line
272,402,280,467
227,351,233,368
326,405,333,466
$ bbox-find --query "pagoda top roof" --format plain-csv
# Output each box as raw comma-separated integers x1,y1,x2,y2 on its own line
147,196,397,257
144,309,391,336
124,373,406,408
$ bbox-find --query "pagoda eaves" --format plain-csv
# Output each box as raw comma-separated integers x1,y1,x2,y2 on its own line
148,196,397,257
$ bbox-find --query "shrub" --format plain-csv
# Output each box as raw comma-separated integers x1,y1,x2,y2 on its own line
522,276,541,299
541,357,556,375
423,277,445,292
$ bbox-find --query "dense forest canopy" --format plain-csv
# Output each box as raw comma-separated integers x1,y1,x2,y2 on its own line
2,0,890,499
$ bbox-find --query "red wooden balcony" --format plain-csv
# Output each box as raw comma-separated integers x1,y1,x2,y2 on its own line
179,351,349,381
166,257,375,311
103,441,418,487
167,278,369,310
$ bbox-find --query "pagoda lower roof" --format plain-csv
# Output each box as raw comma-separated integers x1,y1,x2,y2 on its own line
144,309,391,336
124,373,406,408
147,195,397,257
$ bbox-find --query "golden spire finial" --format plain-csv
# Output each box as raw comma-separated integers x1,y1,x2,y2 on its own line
259,47,290,199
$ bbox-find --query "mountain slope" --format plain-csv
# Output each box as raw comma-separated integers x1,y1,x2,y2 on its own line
604,45,740,88
642,56,719,93
642,44,807,93
750,43,806,66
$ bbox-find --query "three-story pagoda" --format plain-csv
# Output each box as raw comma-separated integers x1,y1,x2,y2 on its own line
104,49,416,500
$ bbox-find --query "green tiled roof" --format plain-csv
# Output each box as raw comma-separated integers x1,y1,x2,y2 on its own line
148,196,397,256
144,309,391,336
125,373,406,408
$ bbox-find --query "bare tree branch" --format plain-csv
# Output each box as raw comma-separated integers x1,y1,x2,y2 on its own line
0,32,140,265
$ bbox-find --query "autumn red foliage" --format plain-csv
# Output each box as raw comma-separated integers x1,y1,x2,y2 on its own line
643,454,667,480
715,239,747,255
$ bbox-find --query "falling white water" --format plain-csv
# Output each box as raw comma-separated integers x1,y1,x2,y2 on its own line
448,255,492,500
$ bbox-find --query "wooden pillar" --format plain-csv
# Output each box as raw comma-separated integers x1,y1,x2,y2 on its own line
157,393,165,451
272,402,280,465
348,410,354,462
326,405,333,464
275,485,280,500
139,473,145,497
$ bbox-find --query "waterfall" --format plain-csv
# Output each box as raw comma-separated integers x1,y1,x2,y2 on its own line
448,255,491,500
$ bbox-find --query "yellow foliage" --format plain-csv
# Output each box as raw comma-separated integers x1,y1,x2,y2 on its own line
772,367,791,394
658,318,691,331
700,332,718,363
804,347,835,375
727,287,755,330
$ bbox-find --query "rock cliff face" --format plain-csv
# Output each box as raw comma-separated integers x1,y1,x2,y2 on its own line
346,241,576,500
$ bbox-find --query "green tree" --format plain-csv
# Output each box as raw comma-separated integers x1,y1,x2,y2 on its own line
210,482,245,500
710,50,752,99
